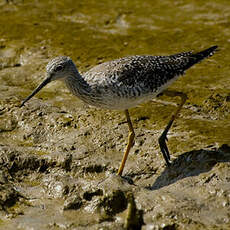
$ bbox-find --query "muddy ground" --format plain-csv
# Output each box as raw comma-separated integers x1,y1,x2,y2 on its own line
0,0,230,229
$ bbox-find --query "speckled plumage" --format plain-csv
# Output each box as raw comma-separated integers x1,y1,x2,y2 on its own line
63,46,219,110
21,46,217,110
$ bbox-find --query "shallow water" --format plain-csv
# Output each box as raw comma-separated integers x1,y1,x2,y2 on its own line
0,0,230,229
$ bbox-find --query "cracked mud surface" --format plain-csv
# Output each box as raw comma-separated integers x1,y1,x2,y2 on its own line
0,0,230,229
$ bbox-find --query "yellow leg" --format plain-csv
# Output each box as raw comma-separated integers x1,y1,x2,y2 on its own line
117,109,135,176
158,90,188,166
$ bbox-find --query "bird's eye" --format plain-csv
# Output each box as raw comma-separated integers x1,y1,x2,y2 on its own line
54,65,63,72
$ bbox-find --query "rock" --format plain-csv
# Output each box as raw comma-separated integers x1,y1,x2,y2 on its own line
99,189,127,216
63,195,82,210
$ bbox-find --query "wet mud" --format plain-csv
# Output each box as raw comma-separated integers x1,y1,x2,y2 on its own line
0,0,230,229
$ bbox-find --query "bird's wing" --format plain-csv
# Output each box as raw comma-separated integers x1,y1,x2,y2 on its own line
84,53,192,87
115,54,191,86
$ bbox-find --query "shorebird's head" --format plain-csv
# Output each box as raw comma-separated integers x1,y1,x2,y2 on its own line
20,56,76,107
46,56,76,81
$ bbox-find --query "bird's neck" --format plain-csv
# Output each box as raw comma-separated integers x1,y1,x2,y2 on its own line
64,71,91,99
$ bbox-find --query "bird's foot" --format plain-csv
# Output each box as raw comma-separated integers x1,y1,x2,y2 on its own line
158,132,171,167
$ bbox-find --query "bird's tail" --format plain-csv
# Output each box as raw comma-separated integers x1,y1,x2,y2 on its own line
186,45,218,69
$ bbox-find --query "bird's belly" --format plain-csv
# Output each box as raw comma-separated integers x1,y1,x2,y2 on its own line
81,75,179,110
104,94,157,110
84,92,158,110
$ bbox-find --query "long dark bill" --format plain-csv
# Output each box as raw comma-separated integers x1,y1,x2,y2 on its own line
20,76,51,108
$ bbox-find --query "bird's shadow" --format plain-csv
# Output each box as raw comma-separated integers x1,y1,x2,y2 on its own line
147,144,230,191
